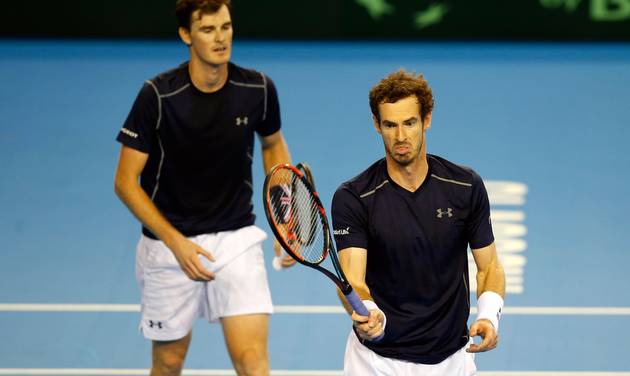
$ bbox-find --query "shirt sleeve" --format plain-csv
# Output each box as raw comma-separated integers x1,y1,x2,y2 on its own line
255,74,281,137
116,82,159,153
467,171,495,249
331,185,369,251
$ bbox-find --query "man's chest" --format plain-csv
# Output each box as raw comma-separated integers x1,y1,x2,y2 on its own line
159,92,262,150
366,187,471,255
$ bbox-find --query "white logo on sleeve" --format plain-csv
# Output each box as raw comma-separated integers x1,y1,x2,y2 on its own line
436,208,453,218
121,127,138,138
333,227,350,235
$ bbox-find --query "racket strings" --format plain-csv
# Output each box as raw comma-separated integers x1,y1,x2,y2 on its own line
267,169,327,264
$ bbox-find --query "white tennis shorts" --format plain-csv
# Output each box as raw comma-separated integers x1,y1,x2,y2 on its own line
343,331,477,376
135,225,273,341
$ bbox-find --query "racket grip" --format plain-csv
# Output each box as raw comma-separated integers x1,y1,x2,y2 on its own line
345,290,369,316
345,290,385,343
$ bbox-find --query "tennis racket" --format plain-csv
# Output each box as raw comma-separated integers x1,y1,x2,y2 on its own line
263,163,384,341
272,162,316,270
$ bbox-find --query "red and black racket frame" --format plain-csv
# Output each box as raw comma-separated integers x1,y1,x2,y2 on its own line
262,163,370,317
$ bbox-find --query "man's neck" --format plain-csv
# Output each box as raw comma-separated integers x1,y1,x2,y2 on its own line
385,153,429,192
188,59,229,93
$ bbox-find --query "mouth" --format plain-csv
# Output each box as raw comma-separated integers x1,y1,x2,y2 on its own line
213,46,228,53
393,144,411,154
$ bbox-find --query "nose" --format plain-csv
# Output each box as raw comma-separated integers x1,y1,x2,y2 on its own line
215,29,225,42
394,125,405,141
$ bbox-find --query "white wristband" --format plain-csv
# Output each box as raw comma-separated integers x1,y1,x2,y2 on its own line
476,291,504,332
272,248,289,271
362,300,387,332
272,256,283,271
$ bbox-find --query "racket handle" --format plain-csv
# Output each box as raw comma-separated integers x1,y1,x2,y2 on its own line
345,290,369,316
345,290,385,342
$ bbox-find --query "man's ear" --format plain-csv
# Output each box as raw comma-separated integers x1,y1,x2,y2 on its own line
423,112,432,130
179,27,192,46
373,115,381,134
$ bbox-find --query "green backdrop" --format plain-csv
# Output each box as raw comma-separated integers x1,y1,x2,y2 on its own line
2,0,629,40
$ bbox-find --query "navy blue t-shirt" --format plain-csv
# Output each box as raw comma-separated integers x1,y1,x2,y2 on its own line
331,155,494,364
117,62,281,238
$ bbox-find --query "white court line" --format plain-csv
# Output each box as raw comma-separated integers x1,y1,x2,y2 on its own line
1,304,630,315
481,374,630,376
0,370,628,376
0,304,140,312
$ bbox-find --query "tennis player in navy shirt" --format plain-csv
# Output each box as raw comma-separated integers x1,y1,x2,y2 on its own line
332,69,506,375
114,1,293,375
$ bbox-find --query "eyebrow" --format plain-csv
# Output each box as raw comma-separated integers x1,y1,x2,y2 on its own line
199,21,232,29
381,120,397,127
402,117,418,125
382,117,418,126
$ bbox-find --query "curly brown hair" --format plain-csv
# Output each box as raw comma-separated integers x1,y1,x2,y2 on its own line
369,69,434,123
175,0,231,30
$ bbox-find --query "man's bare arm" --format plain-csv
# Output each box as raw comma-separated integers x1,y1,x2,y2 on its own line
337,247,384,340
260,130,291,173
467,241,506,353
260,130,295,267
114,145,215,281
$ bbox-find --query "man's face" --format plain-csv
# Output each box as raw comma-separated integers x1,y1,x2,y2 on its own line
181,5,233,66
374,96,431,166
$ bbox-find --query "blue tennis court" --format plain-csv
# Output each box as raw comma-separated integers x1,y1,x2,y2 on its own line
1,40,629,374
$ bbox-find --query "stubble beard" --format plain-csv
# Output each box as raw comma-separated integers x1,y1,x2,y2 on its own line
389,150,414,166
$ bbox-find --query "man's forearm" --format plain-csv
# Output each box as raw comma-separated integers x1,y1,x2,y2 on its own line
114,180,183,248
476,259,506,298
262,137,291,173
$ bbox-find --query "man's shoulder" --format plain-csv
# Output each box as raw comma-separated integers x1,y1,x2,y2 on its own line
336,159,388,199
428,154,480,187
146,63,189,95
228,63,269,87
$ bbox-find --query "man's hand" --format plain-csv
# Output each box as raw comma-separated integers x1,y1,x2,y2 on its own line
274,239,296,269
466,319,498,353
169,237,215,281
351,309,384,341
